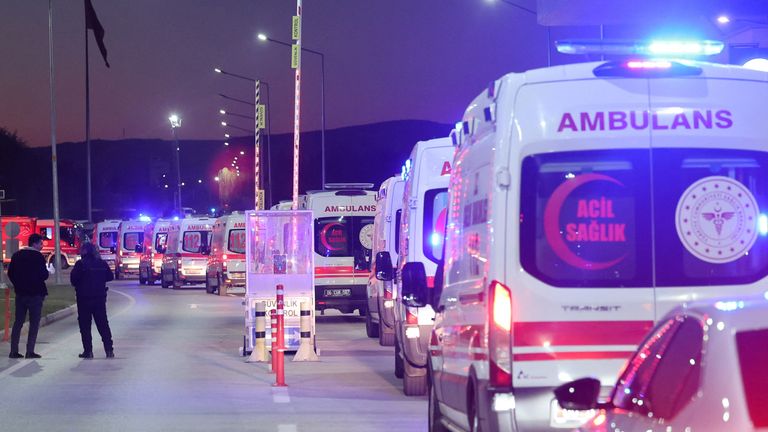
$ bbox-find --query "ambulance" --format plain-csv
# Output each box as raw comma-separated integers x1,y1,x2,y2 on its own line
139,218,172,285
161,216,214,288
366,175,404,345
401,41,768,431
393,137,453,396
205,213,246,295
300,184,376,314
92,219,121,272
115,219,149,279
38,219,81,269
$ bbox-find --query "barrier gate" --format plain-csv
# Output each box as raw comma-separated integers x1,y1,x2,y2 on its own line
244,210,314,354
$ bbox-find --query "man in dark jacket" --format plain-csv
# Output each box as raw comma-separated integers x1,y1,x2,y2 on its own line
8,233,49,359
70,242,114,358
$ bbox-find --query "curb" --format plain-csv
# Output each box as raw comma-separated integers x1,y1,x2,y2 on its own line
5,304,77,339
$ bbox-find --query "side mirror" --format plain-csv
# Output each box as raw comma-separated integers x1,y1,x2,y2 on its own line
135,244,144,253
401,262,428,308
554,378,602,411
109,246,116,254
375,251,393,281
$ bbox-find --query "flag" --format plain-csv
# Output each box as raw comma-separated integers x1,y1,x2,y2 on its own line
85,0,109,68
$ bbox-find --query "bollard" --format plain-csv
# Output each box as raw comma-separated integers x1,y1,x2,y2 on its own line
269,309,278,374
273,284,287,387
2,282,9,342
246,301,269,362
293,301,319,361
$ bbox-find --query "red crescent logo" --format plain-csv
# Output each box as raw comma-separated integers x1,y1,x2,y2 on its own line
542,173,627,270
320,222,344,251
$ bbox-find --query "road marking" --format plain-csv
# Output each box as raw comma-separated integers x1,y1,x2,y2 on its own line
0,288,136,380
277,425,297,432
272,387,290,403
190,304,199,309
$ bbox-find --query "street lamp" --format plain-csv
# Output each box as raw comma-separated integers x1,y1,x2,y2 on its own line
257,33,327,189
218,109,254,120
220,121,255,134
168,114,183,214
214,67,274,207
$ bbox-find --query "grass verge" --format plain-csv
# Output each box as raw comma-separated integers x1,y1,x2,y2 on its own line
0,283,77,324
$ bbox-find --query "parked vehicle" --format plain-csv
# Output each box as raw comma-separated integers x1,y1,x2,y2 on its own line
0,216,37,264
115,219,149,279
92,219,121,272
38,219,81,269
299,184,376,315
139,218,172,285
161,217,214,289
556,298,768,431
205,213,246,295
409,48,768,431
367,176,405,346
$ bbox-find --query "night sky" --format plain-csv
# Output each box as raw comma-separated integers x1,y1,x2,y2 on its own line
1,0,761,148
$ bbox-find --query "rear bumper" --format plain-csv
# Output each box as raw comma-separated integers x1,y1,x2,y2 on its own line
315,284,366,311
223,271,246,286
401,324,431,368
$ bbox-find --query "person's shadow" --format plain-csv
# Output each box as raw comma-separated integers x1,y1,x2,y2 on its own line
9,360,43,378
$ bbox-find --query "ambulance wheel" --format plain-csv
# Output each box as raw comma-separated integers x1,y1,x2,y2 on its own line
395,341,404,379
171,271,181,290
403,364,427,396
160,272,170,288
467,372,488,432
365,312,379,338
115,269,121,280
428,369,448,432
379,328,395,346
205,275,215,294
52,255,70,270
139,270,147,285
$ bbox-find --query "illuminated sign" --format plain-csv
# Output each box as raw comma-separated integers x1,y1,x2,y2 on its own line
557,109,733,133
323,205,375,213
441,161,452,176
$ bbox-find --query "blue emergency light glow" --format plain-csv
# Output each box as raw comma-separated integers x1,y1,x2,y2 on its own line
626,60,672,69
139,215,151,222
211,207,217,214
759,214,768,236
430,232,442,247
556,39,723,57
173,216,180,221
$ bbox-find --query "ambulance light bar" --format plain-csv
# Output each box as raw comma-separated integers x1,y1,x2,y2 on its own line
593,60,702,77
324,183,374,190
556,39,724,57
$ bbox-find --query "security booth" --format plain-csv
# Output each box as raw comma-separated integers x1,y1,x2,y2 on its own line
244,210,314,354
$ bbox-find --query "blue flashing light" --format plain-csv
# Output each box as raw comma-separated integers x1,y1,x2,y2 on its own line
211,207,217,214
556,39,723,57
139,215,151,222
714,300,745,312
430,232,442,247
173,216,180,221
759,214,768,236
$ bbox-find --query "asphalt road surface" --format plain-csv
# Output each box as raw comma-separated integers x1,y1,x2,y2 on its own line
0,279,427,431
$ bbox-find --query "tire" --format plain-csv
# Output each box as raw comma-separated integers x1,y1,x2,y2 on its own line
365,311,379,338
139,269,147,285
395,340,404,379
358,306,367,317
468,376,486,432
403,364,427,396
379,328,395,346
205,273,215,294
429,376,449,432
171,270,181,290
115,269,121,280
60,255,70,270
160,271,170,288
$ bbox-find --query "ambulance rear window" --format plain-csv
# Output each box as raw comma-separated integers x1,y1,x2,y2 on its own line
423,189,448,264
520,149,652,287
228,229,246,254
182,231,209,253
99,232,117,249
155,233,168,251
123,232,143,251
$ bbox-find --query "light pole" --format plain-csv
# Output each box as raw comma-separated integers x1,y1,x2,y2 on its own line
168,114,182,215
214,68,274,207
257,33,326,189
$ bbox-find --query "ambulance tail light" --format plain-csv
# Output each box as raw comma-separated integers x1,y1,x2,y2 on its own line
489,280,512,388
406,310,418,325
222,254,228,261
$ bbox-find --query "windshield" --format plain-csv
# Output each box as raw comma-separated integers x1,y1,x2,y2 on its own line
736,328,768,427
423,188,448,263
123,232,143,251
314,216,375,270
520,148,768,287
182,230,210,253
228,229,246,254
99,231,117,250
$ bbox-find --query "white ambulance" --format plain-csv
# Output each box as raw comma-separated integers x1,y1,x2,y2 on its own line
161,216,214,289
139,218,172,285
92,219,121,272
205,213,246,295
366,175,405,345
402,44,768,431
115,219,149,279
394,137,453,396
300,184,376,314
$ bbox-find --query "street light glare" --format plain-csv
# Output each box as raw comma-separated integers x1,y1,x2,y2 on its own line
221,121,227,126
717,15,731,24
168,114,181,128
224,142,229,146
240,151,245,155
257,33,267,41
224,133,230,138
214,67,222,73
219,109,226,115
214,176,220,182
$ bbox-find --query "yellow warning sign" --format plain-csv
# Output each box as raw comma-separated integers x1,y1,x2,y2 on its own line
257,105,266,129
292,16,300,40
257,190,265,210
291,45,300,69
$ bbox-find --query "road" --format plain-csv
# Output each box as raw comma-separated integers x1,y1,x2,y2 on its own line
0,279,427,431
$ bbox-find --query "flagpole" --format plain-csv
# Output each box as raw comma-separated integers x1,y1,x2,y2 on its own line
49,0,62,283
85,10,92,222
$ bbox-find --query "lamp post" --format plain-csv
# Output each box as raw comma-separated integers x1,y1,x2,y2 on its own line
257,33,326,189
168,114,182,215
214,67,274,207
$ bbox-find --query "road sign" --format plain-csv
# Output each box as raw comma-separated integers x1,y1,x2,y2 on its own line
257,190,265,210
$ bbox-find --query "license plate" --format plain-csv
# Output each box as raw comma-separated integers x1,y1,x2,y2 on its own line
324,288,351,297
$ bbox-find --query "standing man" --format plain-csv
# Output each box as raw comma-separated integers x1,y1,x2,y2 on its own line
8,233,49,359
70,242,114,359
